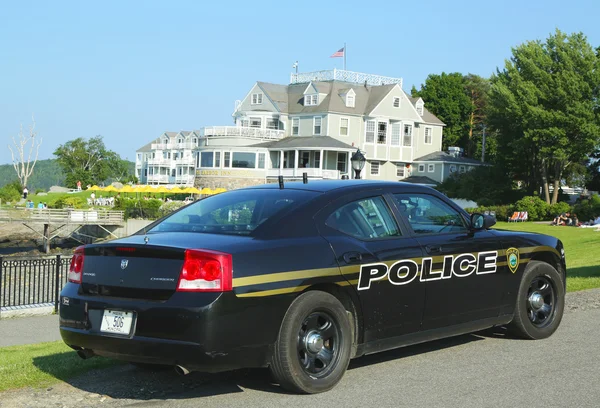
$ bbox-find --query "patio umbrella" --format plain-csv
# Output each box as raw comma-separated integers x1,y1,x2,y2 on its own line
213,188,227,194
200,187,213,195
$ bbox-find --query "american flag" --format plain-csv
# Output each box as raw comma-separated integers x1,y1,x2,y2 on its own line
330,47,345,58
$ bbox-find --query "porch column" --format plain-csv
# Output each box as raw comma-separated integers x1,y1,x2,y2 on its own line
279,150,284,170
346,152,350,176
319,150,324,170
294,149,299,177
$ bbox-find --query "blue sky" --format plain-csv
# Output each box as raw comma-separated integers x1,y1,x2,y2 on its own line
1,0,599,166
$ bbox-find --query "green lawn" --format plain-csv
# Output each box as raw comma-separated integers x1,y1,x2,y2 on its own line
495,221,600,292
0,341,119,392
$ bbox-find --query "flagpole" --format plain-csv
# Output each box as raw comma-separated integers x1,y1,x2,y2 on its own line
343,42,346,71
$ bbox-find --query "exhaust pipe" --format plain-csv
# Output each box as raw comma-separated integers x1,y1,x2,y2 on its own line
174,365,190,376
76,349,95,360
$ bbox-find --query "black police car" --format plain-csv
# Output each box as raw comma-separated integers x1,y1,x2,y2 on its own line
59,180,566,394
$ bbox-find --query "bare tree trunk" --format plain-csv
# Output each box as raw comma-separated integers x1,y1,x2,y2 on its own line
8,116,42,188
551,162,563,204
541,161,551,204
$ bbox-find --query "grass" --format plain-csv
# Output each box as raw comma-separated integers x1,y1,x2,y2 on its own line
495,221,600,292
0,341,120,392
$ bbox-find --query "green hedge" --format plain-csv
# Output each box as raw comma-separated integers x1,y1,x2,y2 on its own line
113,199,163,220
465,196,579,222
464,205,514,221
571,194,600,222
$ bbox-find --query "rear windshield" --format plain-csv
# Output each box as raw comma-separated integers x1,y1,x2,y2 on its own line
148,189,318,235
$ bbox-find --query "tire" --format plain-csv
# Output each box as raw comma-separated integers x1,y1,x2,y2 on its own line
508,260,565,339
269,290,353,394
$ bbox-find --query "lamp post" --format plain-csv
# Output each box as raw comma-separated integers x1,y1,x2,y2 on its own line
350,149,366,179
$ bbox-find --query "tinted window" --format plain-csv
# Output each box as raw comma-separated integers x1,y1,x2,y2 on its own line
393,193,467,234
326,196,400,240
149,189,318,235
232,152,256,168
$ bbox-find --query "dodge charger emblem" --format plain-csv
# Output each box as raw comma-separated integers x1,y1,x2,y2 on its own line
121,259,129,270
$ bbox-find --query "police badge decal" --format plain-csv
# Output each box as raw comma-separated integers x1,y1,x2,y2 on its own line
506,248,520,273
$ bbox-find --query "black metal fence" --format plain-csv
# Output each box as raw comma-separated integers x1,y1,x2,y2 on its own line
0,255,73,316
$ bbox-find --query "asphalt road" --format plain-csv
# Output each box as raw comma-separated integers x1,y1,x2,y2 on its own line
125,308,600,408
0,314,60,347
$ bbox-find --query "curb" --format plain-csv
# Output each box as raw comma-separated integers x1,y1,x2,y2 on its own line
0,304,55,319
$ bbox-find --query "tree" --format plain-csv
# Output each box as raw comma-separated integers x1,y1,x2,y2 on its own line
488,29,600,204
464,74,491,158
8,116,42,189
53,136,130,187
413,73,476,153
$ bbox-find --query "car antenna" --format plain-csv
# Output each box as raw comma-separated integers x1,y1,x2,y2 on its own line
302,172,308,184
278,175,284,189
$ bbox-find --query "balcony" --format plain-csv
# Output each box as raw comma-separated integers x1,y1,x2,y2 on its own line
150,143,173,150
290,69,403,87
147,158,172,166
175,175,195,185
146,174,169,183
200,126,284,140
266,168,340,179
173,156,195,166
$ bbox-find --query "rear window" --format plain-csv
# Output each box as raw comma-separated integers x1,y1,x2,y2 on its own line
148,189,318,235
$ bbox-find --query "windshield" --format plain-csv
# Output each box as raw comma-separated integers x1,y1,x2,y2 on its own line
148,189,319,235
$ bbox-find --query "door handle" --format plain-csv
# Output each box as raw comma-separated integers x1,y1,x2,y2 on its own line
343,252,363,264
425,245,442,254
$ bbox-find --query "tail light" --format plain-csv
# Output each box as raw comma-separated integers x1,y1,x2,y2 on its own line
68,246,85,284
177,249,232,292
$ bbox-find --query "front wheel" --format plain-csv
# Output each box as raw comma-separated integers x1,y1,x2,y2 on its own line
269,291,353,394
508,260,565,339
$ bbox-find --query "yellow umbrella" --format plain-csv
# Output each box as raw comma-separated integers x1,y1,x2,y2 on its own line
155,186,170,193
184,187,201,194
89,185,100,190
200,187,213,195
170,186,184,193
213,188,227,194
104,185,117,192
120,185,135,193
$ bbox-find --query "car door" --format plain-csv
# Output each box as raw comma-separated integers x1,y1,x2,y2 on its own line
316,190,425,343
391,192,506,330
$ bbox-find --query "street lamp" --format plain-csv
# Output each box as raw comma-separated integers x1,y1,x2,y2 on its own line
350,149,366,179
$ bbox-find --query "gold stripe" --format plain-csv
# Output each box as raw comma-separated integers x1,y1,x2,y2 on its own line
233,267,338,287
236,285,310,298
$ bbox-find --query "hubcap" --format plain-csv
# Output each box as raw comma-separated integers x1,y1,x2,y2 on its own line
297,311,340,378
526,276,556,328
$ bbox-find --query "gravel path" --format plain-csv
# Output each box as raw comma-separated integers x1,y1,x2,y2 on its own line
0,288,599,408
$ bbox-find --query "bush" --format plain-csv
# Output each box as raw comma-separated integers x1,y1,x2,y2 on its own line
464,205,514,221
571,194,600,222
51,196,85,209
114,199,163,220
547,202,572,219
35,188,45,194
0,184,21,203
514,196,550,221
158,201,187,218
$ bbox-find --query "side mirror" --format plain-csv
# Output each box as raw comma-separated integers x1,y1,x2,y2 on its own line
470,213,496,231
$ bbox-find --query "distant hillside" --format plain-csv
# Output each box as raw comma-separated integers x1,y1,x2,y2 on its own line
0,159,136,191
0,159,65,190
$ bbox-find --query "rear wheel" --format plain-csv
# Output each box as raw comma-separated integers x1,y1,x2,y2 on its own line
508,261,565,339
269,291,352,394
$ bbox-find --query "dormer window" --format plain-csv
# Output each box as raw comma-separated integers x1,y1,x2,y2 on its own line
251,93,263,104
305,94,318,106
393,97,400,108
416,103,424,116
346,94,355,107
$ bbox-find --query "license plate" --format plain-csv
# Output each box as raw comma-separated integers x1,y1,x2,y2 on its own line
100,310,133,335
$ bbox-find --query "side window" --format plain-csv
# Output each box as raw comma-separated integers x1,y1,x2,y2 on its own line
326,196,401,240
393,194,467,235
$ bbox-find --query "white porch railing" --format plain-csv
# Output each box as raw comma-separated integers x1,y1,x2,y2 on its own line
200,126,284,140
175,175,195,184
147,158,172,166
290,69,403,87
174,156,195,165
266,168,341,179
151,143,173,150
147,174,169,183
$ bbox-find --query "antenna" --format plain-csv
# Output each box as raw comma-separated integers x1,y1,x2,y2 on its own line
278,175,284,189
302,172,308,184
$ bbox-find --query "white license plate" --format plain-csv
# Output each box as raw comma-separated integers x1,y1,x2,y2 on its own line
100,310,133,335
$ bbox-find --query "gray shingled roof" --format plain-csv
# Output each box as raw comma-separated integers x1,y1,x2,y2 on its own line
413,151,484,165
406,94,445,125
137,140,154,152
401,176,439,186
253,136,356,150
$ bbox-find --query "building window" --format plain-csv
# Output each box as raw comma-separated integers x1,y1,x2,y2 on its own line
370,161,380,176
449,164,457,173
249,117,262,128
418,164,425,172
416,104,424,116
292,117,299,135
241,119,249,128
346,94,355,107
215,152,221,168
337,152,347,172
425,127,432,144
251,93,263,104
393,97,400,108
232,152,256,168
391,123,401,146
403,124,413,147
224,152,231,167
396,163,405,177
459,165,466,173
305,94,318,106
365,120,375,143
340,118,349,136
377,122,387,144
266,118,278,130
144,169,148,176
171,169,176,177
192,137,198,146
315,151,320,168
428,164,435,173
200,151,214,168
258,153,266,169
314,117,322,135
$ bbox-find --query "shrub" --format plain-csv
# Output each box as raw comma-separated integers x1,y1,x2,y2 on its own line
464,205,514,221
514,196,549,221
51,196,85,209
35,188,45,194
158,201,187,218
571,194,600,222
114,199,163,220
0,184,21,203
547,202,572,219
